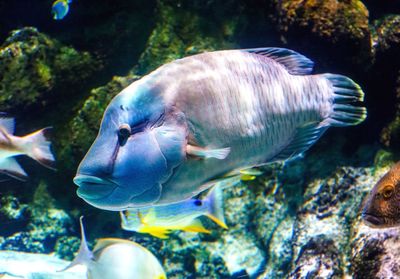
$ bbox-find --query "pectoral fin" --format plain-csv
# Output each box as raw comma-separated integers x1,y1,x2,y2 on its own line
186,145,230,160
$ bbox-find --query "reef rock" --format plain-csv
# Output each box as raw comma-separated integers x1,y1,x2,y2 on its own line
137,1,240,74
0,27,99,113
270,0,371,66
380,71,400,152
372,14,400,58
0,182,73,255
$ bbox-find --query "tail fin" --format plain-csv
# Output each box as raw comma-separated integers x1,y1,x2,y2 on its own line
22,127,56,169
323,74,367,127
204,186,228,229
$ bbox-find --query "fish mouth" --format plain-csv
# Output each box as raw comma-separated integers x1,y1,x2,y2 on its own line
361,212,384,227
74,174,117,201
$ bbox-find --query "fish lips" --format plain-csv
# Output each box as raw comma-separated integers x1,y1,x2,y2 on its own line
74,174,118,203
361,212,385,228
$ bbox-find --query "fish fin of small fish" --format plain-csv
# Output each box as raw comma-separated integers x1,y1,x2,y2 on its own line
186,144,230,159
59,216,93,272
183,219,211,234
271,122,329,162
21,127,56,170
221,167,261,182
0,116,15,135
204,186,228,229
119,210,133,230
243,47,314,75
239,168,262,176
0,157,28,181
141,208,157,225
322,74,367,127
239,168,263,181
139,226,172,239
154,275,167,279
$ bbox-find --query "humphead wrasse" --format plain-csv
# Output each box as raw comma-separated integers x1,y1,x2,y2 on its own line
362,162,400,228
74,47,367,211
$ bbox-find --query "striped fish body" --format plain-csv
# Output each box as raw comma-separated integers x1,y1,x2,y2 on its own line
150,49,366,204
74,48,366,210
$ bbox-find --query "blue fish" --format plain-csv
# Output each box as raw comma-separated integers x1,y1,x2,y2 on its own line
52,0,71,20
74,47,367,211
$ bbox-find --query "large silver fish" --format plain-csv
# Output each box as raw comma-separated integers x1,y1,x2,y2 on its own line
74,47,367,211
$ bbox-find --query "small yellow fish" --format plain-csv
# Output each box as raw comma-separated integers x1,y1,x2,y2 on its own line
62,217,166,279
120,185,227,239
362,162,400,228
0,116,55,180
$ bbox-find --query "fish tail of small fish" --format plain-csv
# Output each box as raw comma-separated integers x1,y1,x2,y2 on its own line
21,127,56,169
322,74,367,127
204,185,228,229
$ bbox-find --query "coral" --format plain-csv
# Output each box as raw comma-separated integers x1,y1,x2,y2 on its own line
351,227,400,278
380,71,400,153
270,0,371,65
137,1,240,74
0,182,73,254
0,27,100,113
372,14,400,57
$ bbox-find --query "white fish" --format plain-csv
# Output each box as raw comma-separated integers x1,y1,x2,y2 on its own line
62,217,166,279
0,116,55,180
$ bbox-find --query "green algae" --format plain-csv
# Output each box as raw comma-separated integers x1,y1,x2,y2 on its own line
0,27,100,112
137,1,239,74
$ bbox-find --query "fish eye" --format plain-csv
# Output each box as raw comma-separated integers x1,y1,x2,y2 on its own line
118,124,131,139
194,200,202,206
382,185,394,200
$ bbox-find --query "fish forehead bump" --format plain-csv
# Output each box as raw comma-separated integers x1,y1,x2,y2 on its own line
374,163,400,192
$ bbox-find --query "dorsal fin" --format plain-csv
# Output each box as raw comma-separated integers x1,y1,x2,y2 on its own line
59,216,93,272
243,47,314,75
